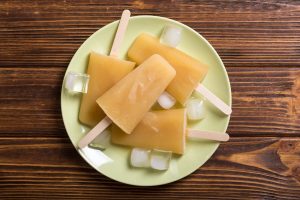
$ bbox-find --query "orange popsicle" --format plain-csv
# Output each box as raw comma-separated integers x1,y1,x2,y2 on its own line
111,109,230,155
128,33,208,105
79,10,135,127
79,52,135,127
96,54,176,134
111,109,186,154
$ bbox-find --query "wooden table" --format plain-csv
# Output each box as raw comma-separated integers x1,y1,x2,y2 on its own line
1,0,299,199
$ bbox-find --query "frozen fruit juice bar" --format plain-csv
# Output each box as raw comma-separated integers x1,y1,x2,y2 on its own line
128,33,208,105
96,54,176,134
111,109,186,154
79,52,135,127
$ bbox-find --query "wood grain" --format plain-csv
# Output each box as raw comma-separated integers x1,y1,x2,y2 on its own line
0,0,300,68
0,0,300,199
1,137,300,199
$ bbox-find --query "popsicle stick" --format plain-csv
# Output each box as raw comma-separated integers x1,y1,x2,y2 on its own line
188,129,229,142
195,84,232,115
109,10,131,57
78,116,112,149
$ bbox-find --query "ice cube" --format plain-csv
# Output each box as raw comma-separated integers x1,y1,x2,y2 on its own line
130,148,151,168
150,149,172,170
89,129,111,150
186,98,206,121
160,25,182,47
157,91,176,109
65,71,89,94
80,147,113,168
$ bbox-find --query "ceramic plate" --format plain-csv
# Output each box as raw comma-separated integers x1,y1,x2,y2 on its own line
61,15,231,186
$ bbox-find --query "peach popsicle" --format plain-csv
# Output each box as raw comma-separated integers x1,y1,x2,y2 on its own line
128,33,232,115
112,109,187,154
78,54,176,148
79,10,135,127
96,54,176,134
111,109,230,155
128,33,208,105
79,52,135,127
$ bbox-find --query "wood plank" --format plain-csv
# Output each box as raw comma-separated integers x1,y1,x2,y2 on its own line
0,137,299,199
0,67,299,137
0,0,299,68
0,68,66,137
228,67,300,136
0,0,299,199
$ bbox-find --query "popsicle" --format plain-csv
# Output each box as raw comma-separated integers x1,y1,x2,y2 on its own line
78,54,176,148
127,33,232,115
79,52,135,126
111,109,229,154
96,54,176,134
112,109,186,154
79,10,135,127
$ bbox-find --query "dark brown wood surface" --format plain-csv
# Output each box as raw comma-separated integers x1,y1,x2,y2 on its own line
0,0,299,199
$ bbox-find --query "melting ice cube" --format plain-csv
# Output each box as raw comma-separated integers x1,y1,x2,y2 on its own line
65,71,89,94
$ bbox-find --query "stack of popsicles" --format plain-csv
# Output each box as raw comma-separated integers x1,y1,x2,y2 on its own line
75,10,230,157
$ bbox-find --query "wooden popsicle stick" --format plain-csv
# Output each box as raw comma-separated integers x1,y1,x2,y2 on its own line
78,116,112,149
195,84,232,115
109,10,131,57
188,129,230,142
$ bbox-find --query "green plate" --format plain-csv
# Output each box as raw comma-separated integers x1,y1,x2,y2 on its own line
61,15,231,186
